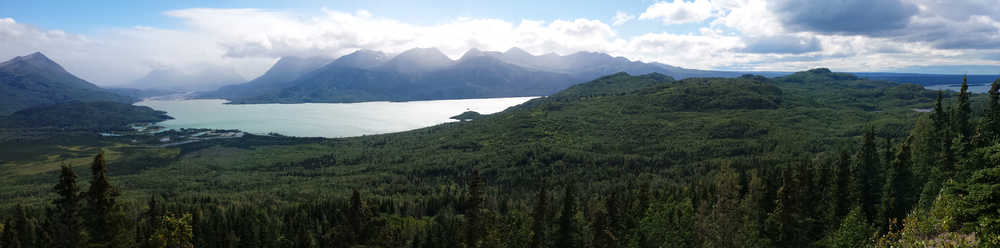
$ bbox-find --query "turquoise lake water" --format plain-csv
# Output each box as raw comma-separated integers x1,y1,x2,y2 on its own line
136,97,536,138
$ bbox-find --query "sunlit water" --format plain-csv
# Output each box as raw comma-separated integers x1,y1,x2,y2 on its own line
924,84,991,93
135,97,537,138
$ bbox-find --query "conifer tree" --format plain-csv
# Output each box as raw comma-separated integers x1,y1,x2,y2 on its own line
932,90,955,171
139,196,166,248
880,136,916,228
738,169,771,248
464,170,485,247
529,185,549,248
832,151,856,220
555,184,579,248
1,218,21,248
855,129,882,223
12,207,36,248
698,165,743,247
978,78,1000,145
766,169,802,247
590,209,615,248
347,189,370,245
954,76,973,145
822,207,874,248
51,165,87,248
84,152,129,248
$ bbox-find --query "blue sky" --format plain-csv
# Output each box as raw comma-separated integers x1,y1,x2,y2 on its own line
2,0,999,85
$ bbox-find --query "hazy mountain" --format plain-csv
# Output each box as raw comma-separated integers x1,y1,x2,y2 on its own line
377,47,455,74
211,47,747,104
200,56,331,99
0,52,134,115
330,49,388,69
126,66,246,92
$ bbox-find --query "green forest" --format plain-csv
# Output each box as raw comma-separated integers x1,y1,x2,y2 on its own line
0,69,998,247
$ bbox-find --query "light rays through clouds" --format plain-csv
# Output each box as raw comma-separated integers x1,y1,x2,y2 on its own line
1,0,999,86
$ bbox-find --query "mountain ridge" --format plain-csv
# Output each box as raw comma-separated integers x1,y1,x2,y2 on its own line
211,47,741,104
0,52,134,115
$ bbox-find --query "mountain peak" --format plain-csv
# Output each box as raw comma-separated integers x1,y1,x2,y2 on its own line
332,49,387,69
504,47,531,56
381,47,454,73
1,52,66,72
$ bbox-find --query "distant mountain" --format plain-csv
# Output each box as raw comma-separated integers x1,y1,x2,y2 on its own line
376,48,455,74
199,56,331,99
330,49,388,69
125,65,245,92
0,52,134,115
211,47,746,104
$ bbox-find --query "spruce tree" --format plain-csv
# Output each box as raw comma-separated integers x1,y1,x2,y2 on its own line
854,129,881,223
880,136,916,228
139,196,166,248
84,152,128,248
13,207,36,248
832,151,856,220
464,170,484,247
347,189,370,245
738,169,771,248
529,185,549,248
978,77,1000,145
51,165,87,248
1,218,21,248
955,75,973,145
555,184,578,248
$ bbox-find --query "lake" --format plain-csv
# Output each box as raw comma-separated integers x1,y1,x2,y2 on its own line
136,97,537,138
924,84,992,93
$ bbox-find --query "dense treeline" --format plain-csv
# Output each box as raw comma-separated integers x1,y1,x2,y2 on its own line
1,70,998,247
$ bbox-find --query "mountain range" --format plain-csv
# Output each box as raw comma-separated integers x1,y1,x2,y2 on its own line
118,65,246,92
201,47,744,103
0,52,134,115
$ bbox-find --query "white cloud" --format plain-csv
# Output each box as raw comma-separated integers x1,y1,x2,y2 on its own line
639,0,716,25
612,11,635,26
2,1,1000,87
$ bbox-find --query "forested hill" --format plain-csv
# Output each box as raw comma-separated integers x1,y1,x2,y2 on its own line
0,101,171,130
2,69,998,247
0,52,135,115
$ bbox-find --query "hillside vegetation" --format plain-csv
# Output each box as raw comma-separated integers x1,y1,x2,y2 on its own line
0,69,998,247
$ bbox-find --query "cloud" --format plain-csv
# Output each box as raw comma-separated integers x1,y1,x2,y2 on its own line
612,11,635,26
639,0,716,25
770,0,918,35
3,1,1000,87
740,34,821,54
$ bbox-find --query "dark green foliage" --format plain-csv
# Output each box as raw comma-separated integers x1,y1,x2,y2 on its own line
50,165,87,248
555,185,578,248
880,136,917,227
450,111,484,122
855,129,882,223
464,170,485,247
3,71,999,247
1,101,171,130
84,152,130,248
0,52,134,115
954,76,974,144
977,78,1000,146
529,185,549,248
822,207,874,248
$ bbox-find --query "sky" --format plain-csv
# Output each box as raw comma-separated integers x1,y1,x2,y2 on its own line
2,0,999,86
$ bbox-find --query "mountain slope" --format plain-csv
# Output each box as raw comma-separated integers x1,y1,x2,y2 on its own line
126,65,245,92
377,47,454,74
0,52,134,115
210,47,747,104
0,101,171,130
199,56,331,99
237,54,578,103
